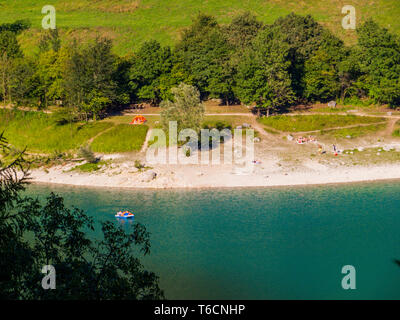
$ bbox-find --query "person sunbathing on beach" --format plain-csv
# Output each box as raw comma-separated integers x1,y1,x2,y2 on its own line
333,144,338,156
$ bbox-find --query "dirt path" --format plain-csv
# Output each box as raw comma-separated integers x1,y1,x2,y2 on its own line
384,118,398,137
290,111,400,119
287,121,388,135
87,125,115,145
140,129,153,153
1,105,52,113
247,118,276,139
129,113,254,116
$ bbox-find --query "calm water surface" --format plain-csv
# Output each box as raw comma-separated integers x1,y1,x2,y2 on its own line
25,182,400,299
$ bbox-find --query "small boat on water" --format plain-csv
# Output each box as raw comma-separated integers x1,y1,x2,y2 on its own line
115,211,135,218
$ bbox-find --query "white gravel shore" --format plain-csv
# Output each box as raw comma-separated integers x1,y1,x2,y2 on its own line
29,160,400,189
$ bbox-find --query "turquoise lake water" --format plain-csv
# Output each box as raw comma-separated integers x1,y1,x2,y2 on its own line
25,182,400,299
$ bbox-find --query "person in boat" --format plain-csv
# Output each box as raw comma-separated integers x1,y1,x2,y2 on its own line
118,211,134,216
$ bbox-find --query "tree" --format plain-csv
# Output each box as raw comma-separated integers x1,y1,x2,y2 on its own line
224,12,263,105
303,49,341,102
129,40,175,104
355,20,400,107
0,133,164,300
157,60,193,102
0,31,23,105
0,20,30,34
64,38,118,120
0,31,23,59
336,47,364,101
234,28,295,116
39,29,61,53
0,53,13,105
270,13,345,101
113,56,132,106
35,47,70,108
10,57,40,107
160,83,204,133
224,12,263,51
81,93,111,121
174,14,234,103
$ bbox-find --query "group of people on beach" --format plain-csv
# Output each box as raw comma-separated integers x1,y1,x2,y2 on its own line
317,144,340,156
296,135,341,157
296,136,317,144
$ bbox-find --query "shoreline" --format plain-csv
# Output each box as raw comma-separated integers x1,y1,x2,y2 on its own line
29,161,400,190
29,176,400,191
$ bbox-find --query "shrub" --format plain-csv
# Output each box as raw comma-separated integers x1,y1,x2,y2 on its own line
78,145,97,163
134,160,145,170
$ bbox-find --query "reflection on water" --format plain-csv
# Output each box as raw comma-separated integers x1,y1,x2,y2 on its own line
25,182,400,299
115,217,135,227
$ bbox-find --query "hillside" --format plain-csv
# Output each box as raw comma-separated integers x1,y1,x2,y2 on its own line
1,0,399,56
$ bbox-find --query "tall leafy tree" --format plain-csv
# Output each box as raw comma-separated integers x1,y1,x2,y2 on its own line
336,47,363,100
0,31,23,59
64,38,118,120
35,47,70,108
224,12,263,51
129,40,174,104
10,57,40,107
224,12,263,105
271,13,345,101
303,49,341,102
113,56,132,107
160,83,204,133
355,20,400,107
0,31,23,104
39,29,61,53
0,21,32,106
234,28,295,116
175,14,234,103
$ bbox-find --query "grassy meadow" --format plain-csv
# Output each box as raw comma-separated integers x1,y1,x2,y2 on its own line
258,114,386,133
0,109,114,153
1,0,399,55
321,123,387,139
91,124,149,153
393,121,400,137
0,109,148,153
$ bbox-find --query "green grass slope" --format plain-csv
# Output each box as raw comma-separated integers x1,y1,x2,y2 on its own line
1,0,399,56
258,114,386,132
0,109,116,153
91,124,149,153
0,109,148,153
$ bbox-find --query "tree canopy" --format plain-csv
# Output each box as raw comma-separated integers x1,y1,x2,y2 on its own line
355,20,400,106
0,133,164,300
174,14,234,103
234,28,295,114
129,40,175,104
1,13,400,114
160,83,205,134
63,38,118,120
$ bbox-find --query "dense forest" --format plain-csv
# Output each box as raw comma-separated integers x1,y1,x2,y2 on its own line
0,12,399,120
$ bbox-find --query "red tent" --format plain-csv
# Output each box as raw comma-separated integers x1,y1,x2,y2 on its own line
130,115,147,125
